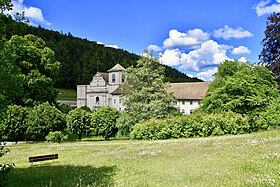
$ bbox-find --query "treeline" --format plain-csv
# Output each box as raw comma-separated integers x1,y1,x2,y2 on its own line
0,14,201,88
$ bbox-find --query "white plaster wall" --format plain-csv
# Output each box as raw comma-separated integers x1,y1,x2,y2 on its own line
177,100,201,115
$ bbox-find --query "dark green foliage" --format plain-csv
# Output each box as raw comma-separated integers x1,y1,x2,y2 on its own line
45,131,68,142
91,107,120,140
198,60,279,116
66,108,91,140
26,102,66,140
130,112,250,140
0,0,12,13
1,105,28,142
80,105,92,112
56,103,72,114
255,97,280,129
1,34,60,106
259,12,280,88
0,14,200,88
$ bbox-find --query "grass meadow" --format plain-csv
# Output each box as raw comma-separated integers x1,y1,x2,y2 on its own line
56,88,77,101
1,129,280,187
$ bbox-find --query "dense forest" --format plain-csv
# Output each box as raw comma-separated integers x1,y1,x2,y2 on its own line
0,15,201,88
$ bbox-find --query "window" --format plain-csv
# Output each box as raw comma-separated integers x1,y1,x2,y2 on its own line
112,74,115,83
190,100,193,105
182,109,185,113
108,98,111,104
119,99,122,104
198,101,201,105
114,99,116,104
190,109,193,114
119,107,122,111
182,100,185,105
96,96,100,104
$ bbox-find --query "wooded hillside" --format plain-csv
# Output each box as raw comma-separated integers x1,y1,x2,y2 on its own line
0,15,201,88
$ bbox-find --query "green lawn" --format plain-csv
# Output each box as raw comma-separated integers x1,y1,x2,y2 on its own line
56,88,77,101
2,129,280,186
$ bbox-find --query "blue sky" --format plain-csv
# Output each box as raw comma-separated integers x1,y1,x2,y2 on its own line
7,0,280,81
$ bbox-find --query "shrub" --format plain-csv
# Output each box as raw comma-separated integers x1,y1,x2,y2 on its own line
91,107,120,140
66,108,91,140
131,112,250,140
0,142,14,186
45,131,68,142
26,102,66,140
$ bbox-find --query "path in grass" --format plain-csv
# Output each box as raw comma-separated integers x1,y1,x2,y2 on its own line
2,130,280,186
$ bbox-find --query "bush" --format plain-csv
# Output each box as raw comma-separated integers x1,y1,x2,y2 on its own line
27,102,66,140
131,112,250,140
91,107,120,140
45,131,68,142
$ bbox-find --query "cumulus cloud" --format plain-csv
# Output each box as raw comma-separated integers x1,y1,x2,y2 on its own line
196,68,218,82
159,49,181,66
238,57,248,63
5,0,51,26
232,46,251,55
213,25,253,40
254,0,280,16
179,40,231,71
159,40,231,71
163,29,210,49
147,44,162,52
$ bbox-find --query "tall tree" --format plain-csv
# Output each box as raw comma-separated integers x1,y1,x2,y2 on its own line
259,12,280,88
0,0,12,14
1,34,61,106
117,56,180,135
199,60,279,116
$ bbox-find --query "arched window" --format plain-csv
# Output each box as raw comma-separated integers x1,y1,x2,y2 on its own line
96,96,100,104
112,74,115,83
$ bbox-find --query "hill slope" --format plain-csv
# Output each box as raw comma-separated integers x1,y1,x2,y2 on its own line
0,15,201,88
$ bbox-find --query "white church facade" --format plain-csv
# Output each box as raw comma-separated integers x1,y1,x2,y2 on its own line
77,64,210,115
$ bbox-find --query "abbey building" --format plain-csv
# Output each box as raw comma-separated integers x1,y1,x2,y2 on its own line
77,64,210,115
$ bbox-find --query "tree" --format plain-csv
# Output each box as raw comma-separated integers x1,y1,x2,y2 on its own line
66,108,91,140
259,12,280,88
26,102,66,140
91,107,120,140
117,56,180,135
1,34,61,106
0,0,12,14
199,60,279,116
2,105,28,143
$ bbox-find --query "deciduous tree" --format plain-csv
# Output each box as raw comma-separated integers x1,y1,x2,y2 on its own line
117,56,180,135
259,12,280,88
199,60,279,116
66,108,91,140
91,107,120,140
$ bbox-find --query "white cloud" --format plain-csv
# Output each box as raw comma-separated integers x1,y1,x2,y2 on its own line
179,40,231,71
213,25,253,40
97,41,119,49
232,46,251,55
163,29,210,49
159,40,231,71
159,49,181,66
5,0,51,25
196,68,218,82
254,0,280,16
105,44,119,49
238,57,248,63
147,44,162,52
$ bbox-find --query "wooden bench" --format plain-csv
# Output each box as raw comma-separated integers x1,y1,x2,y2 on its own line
29,154,58,164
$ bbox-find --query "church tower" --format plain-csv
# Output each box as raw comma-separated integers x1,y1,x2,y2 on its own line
107,63,125,85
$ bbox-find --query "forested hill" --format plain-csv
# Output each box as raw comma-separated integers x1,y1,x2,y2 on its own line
0,15,201,88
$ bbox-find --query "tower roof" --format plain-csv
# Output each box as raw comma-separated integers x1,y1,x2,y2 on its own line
107,63,126,72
